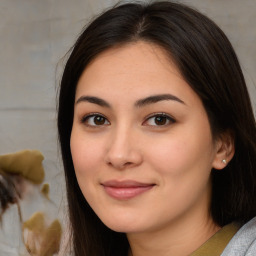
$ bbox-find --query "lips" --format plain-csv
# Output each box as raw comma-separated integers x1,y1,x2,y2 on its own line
101,180,155,200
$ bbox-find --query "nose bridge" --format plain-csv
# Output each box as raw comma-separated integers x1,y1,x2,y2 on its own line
112,123,131,149
105,122,142,169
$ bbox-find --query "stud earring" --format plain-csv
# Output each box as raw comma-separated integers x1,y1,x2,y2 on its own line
222,159,227,164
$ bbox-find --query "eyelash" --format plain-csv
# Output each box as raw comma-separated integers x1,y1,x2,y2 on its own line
80,113,110,127
143,112,176,126
80,112,176,127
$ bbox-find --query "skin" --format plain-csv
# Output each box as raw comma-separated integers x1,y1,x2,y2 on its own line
70,41,232,256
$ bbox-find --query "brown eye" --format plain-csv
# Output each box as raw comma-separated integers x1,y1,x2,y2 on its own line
94,116,106,125
82,114,110,127
154,116,168,125
143,113,175,126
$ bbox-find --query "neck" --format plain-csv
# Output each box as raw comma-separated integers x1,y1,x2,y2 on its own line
127,212,220,256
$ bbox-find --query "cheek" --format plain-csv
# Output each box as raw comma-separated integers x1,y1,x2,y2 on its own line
143,129,214,214
147,140,192,182
70,132,106,207
145,126,214,177
70,132,104,180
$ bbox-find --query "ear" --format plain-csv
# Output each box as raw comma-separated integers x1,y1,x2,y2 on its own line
212,131,235,170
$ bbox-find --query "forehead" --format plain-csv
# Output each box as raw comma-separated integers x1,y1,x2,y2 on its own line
77,42,179,87
85,41,176,71
75,41,200,108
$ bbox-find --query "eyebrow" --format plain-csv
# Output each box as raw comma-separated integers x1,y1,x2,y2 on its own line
75,94,185,108
76,96,111,107
135,94,185,107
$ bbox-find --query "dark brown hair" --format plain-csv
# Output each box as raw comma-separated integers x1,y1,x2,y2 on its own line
58,1,256,255
0,170,20,219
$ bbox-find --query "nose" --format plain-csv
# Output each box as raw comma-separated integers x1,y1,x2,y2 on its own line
104,127,143,170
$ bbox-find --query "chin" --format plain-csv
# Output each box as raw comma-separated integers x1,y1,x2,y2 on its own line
102,219,135,232
99,214,147,234
106,224,140,233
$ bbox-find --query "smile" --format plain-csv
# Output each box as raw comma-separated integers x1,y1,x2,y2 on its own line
101,180,155,200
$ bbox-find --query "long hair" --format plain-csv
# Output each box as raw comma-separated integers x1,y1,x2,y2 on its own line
57,1,256,255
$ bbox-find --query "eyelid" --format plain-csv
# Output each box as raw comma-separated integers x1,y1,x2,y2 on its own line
80,112,110,126
143,112,176,126
79,112,175,127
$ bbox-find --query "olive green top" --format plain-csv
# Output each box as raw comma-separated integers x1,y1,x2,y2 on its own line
190,222,240,256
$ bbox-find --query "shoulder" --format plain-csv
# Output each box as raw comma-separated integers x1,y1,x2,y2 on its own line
221,217,256,256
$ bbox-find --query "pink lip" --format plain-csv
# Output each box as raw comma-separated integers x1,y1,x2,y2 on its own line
101,180,155,200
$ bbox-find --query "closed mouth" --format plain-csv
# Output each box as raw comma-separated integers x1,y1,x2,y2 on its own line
101,180,155,200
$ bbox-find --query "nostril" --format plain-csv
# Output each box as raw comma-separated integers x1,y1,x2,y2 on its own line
107,160,133,169
105,146,143,170
124,162,133,166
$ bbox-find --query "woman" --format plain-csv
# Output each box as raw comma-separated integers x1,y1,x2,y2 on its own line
58,1,256,255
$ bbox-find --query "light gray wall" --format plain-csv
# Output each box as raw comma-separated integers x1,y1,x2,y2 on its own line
0,0,255,253
183,0,256,104
0,0,119,254
0,0,119,199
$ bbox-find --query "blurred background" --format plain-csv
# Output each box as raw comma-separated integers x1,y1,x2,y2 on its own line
0,0,255,255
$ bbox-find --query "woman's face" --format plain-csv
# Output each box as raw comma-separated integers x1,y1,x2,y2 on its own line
70,42,222,234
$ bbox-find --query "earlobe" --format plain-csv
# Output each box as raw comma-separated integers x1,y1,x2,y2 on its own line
212,131,235,170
